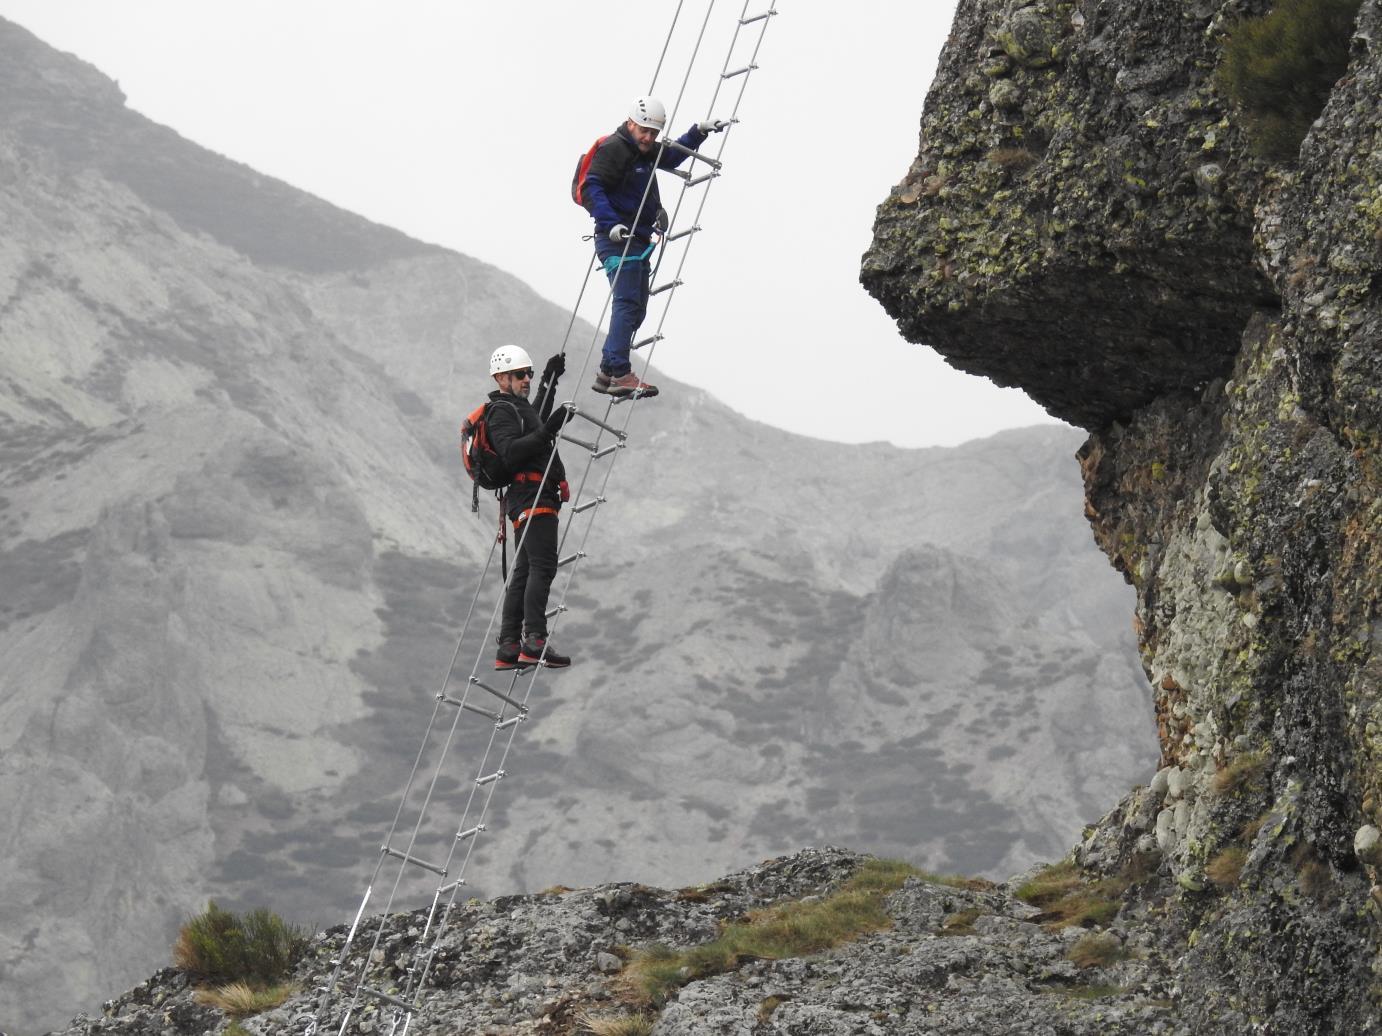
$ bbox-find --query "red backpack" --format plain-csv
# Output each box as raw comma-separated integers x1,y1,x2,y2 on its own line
460,399,519,511
570,134,608,209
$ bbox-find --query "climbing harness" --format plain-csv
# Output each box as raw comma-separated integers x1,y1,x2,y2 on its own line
307,3,777,1032
602,239,658,273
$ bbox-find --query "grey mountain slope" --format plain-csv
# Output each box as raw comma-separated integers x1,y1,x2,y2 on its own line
0,17,1152,1035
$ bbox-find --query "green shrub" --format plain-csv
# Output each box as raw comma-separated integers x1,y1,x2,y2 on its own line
1218,0,1363,162
173,901,309,984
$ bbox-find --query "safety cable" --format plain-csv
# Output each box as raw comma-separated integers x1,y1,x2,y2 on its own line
307,3,776,1032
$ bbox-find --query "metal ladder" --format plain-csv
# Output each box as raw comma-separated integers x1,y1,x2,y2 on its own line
308,3,778,1032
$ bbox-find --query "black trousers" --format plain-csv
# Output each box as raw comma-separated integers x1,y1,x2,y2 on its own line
501,512,559,643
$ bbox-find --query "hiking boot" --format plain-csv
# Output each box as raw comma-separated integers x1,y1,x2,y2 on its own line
518,634,570,669
495,641,530,671
605,371,659,398
591,370,613,394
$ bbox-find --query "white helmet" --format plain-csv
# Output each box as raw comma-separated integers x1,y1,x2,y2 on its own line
489,344,533,376
628,95,667,132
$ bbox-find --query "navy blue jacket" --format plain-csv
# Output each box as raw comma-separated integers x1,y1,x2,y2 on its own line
583,122,708,243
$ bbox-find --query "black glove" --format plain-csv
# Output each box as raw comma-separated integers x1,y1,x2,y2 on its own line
544,354,566,380
544,406,574,437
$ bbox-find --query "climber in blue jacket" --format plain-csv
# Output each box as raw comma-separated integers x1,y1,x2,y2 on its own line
578,95,728,399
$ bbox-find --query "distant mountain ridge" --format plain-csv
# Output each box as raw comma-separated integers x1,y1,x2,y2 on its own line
0,16,1151,1035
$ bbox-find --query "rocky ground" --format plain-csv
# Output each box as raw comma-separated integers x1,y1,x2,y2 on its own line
46,847,1193,1036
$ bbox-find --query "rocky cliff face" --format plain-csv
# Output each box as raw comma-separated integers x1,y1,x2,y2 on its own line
0,16,1153,1035
865,0,1382,1030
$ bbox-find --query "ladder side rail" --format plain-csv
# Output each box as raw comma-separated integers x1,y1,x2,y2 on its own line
310,524,509,1017
312,2,778,1028
567,0,719,402
616,0,776,448
368,0,743,1011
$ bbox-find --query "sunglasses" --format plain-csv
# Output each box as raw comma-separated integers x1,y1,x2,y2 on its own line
510,369,534,380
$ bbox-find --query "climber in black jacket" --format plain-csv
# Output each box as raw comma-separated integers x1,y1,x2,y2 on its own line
485,344,574,670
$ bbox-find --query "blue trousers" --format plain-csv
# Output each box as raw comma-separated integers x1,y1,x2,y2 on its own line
598,254,650,377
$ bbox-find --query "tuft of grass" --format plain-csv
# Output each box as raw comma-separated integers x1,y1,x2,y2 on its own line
1217,0,1363,162
985,147,1039,172
1067,932,1128,969
1213,750,1269,795
1292,845,1334,903
194,981,297,1018
579,1011,655,1036
675,881,734,903
1239,810,1271,844
1047,983,1126,1000
1015,862,1128,929
1207,846,1248,888
173,902,309,985
224,1025,254,1036
939,908,984,936
620,858,920,1007
756,995,788,1024
917,869,997,893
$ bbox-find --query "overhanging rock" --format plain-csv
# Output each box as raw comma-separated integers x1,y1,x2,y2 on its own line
862,0,1278,430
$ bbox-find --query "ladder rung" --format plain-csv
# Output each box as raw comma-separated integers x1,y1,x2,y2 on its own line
456,824,486,842
572,496,605,514
496,714,524,730
438,694,501,722
358,985,414,1011
545,603,567,619
381,847,447,877
437,878,467,895
722,64,758,79
666,225,700,242
687,170,720,188
650,279,683,296
593,442,623,460
557,550,586,568
663,139,722,170
569,407,628,439
633,333,664,350
469,677,527,712
476,769,505,786
741,9,776,24
560,432,598,451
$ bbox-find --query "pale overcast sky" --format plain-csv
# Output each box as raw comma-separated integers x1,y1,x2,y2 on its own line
0,1,1062,447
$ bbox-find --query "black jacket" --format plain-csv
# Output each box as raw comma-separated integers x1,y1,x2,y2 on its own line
486,388,566,519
